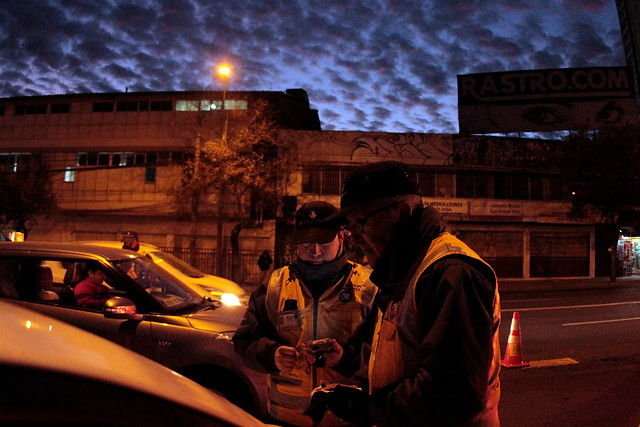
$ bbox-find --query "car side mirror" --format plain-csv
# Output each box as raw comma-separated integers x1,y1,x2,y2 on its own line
104,296,143,320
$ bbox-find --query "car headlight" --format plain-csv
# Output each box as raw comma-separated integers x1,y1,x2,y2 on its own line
201,285,242,306
220,293,241,306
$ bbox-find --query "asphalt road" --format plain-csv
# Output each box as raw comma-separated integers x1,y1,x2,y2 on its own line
498,278,640,426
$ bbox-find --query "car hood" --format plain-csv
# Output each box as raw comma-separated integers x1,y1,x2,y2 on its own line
186,304,247,332
0,300,266,426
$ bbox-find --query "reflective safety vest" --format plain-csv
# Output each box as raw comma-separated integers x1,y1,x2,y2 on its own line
265,262,377,426
368,232,501,426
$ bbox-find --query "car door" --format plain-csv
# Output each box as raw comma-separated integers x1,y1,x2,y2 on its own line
2,255,154,360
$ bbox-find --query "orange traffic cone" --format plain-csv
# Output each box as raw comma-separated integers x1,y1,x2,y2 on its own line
502,311,530,368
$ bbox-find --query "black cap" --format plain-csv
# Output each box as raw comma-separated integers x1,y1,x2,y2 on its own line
334,161,420,219
291,201,341,244
121,230,139,242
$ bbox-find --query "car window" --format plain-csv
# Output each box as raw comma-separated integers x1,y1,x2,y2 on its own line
0,257,125,308
113,258,198,310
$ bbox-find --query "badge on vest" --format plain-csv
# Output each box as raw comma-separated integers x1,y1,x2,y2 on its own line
278,299,302,332
339,291,353,303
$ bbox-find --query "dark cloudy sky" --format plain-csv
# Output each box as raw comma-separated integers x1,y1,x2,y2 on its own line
0,0,626,134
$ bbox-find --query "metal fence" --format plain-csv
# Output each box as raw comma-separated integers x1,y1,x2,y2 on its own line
159,247,264,285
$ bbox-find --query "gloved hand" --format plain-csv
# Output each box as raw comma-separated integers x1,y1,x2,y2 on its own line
304,383,372,426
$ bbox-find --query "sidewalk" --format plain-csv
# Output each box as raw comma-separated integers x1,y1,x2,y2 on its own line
499,275,640,293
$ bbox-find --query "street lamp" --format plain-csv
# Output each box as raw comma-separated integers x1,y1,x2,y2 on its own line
218,65,230,144
217,65,230,276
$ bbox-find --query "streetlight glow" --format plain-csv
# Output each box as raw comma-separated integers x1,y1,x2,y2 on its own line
219,66,230,76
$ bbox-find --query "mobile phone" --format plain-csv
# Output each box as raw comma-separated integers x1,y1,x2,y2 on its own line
307,338,333,353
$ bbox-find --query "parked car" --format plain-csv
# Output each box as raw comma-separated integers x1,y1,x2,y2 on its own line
0,299,271,426
0,241,265,417
78,241,247,306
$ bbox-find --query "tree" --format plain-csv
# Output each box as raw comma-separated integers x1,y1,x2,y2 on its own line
561,123,640,281
0,155,57,238
170,99,292,280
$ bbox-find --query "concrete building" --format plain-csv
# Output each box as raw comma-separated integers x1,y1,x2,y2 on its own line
282,130,598,280
0,89,618,282
0,89,320,283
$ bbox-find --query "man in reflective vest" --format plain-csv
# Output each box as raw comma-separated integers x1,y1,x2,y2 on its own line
233,201,378,426
321,161,501,426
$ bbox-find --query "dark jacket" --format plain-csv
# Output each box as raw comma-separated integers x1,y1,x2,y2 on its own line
368,206,501,426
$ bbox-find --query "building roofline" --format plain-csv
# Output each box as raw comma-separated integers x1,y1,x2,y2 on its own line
0,88,310,103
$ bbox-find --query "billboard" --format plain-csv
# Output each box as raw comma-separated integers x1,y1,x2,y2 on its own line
457,66,639,134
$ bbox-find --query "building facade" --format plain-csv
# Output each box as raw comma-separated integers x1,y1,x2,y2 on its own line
0,89,320,283
0,90,623,282
282,130,599,279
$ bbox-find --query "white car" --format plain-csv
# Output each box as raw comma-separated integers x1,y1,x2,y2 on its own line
0,299,271,426
79,241,247,306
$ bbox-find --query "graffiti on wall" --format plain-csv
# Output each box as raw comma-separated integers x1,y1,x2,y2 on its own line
348,132,453,165
452,135,562,169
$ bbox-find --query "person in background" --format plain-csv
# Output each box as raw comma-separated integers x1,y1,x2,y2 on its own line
320,161,501,426
233,201,378,427
74,265,111,309
121,230,140,252
257,250,273,285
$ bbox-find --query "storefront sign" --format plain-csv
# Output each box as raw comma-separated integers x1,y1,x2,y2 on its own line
424,199,467,214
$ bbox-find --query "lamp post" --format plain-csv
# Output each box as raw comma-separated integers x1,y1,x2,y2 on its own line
219,65,230,144
216,65,230,276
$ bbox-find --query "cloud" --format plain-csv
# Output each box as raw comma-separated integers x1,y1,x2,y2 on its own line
0,0,626,134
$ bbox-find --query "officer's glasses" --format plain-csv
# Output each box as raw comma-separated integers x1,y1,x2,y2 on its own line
346,202,399,234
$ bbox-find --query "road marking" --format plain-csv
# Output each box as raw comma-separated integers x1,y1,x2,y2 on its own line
563,316,640,326
502,300,640,312
528,358,580,368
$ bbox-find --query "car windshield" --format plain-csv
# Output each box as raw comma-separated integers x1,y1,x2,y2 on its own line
112,257,201,311
148,250,206,279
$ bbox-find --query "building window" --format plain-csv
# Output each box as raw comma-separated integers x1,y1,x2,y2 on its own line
64,167,75,182
98,152,110,166
456,173,492,199
50,103,70,114
15,104,47,115
0,152,30,172
511,175,529,200
150,100,172,111
302,166,350,195
176,99,248,112
494,175,511,200
76,151,163,169
414,171,435,197
0,106,5,116
116,101,138,112
547,177,565,201
530,176,544,200
76,152,88,166
224,100,248,110
435,173,455,198
170,152,188,164
86,153,98,166
112,152,134,166
93,102,114,112
145,167,156,183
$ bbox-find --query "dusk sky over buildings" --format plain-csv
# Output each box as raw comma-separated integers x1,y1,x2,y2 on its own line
0,0,627,134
